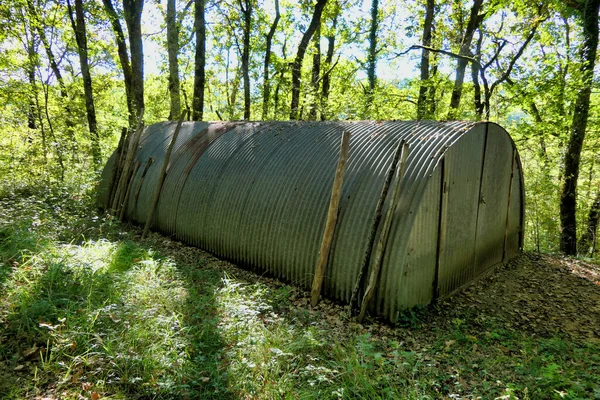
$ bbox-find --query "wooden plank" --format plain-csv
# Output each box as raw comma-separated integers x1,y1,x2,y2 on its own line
111,110,145,214
358,142,409,322
349,139,405,311
119,161,140,222
142,109,188,239
310,130,351,307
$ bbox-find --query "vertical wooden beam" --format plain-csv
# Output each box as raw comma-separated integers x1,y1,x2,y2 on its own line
119,161,140,222
358,142,409,322
433,157,447,300
349,139,405,311
502,149,517,262
142,109,188,239
310,130,351,306
112,110,145,214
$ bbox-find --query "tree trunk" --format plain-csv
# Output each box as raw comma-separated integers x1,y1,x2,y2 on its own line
240,0,252,120
192,0,206,121
27,0,77,151
559,0,600,255
416,0,434,120
471,29,483,119
290,0,328,120
26,30,37,130
320,11,338,121
167,0,181,120
102,0,134,126
364,0,379,116
67,0,100,165
308,24,321,120
262,0,280,120
123,0,144,122
578,186,600,256
447,0,483,119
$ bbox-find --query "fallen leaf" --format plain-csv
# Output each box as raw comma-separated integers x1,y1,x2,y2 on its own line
23,345,39,359
90,392,100,400
13,364,25,371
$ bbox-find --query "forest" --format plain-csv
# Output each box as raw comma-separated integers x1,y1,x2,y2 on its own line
0,0,599,398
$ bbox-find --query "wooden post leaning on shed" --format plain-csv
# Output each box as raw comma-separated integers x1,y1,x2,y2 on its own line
111,110,145,215
310,130,351,307
349,139,406,312
118,160,140,222
358,142,409,322
142,109,188,239
106,127,128,209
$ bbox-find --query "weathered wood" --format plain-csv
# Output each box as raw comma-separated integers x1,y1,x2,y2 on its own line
349,139,405,311
119,161,140,222
106,127,127,209
310,130,351,306
142,109,188,239
132,157,155,214
358,142,409,322
111,110,144,214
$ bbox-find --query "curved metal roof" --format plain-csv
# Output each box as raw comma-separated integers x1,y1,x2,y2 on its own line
98,120,523,320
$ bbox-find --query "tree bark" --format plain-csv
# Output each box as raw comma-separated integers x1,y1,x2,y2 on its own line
364,0,379,116
560,0,600,255
417,0,434,120
123,0,144,123
26,29,37,130
471,29,483,119
240,0,252,120
27,0,77,149
67,0,100,165
578,186,600,256
308,24,321,120
290,0,328,120
262,0,280,120
192,0,206,121
320,11,338,121
167,0,181,120
447,0,483,119
102,0,134,125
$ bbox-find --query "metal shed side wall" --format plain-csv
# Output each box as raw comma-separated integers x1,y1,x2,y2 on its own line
436,125,487,298
474,123,514,273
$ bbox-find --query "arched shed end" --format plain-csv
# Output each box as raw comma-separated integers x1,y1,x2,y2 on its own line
98,121,524,321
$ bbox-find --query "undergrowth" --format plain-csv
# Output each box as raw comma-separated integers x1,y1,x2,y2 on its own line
0,180,598,399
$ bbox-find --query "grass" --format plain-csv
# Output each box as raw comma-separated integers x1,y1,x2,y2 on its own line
0,182,599,399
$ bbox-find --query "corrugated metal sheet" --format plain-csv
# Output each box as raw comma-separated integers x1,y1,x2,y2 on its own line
98,120,524,321
436,124,486,298
474,124,514,273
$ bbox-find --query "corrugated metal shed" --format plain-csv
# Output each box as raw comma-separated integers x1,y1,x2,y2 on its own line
98,120,524,321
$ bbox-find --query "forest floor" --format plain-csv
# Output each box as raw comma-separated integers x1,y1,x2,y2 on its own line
0,185,599,399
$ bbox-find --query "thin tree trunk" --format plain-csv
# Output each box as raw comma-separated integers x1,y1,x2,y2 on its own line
427,53,438,117
26,30,37,130
67,0,100,165
27,0,77,151
447,0,483,119
472,29,483,119
102,0,134,126
262,0,280,120
308,24,321,120
364,0,379,116
559,0,600,255
321,12,338,121
290,0,328,120
167,0,181,120
578,186,600,256
417,0,434,120
192,0,206,121
123,0,144,122
240,0,252,120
